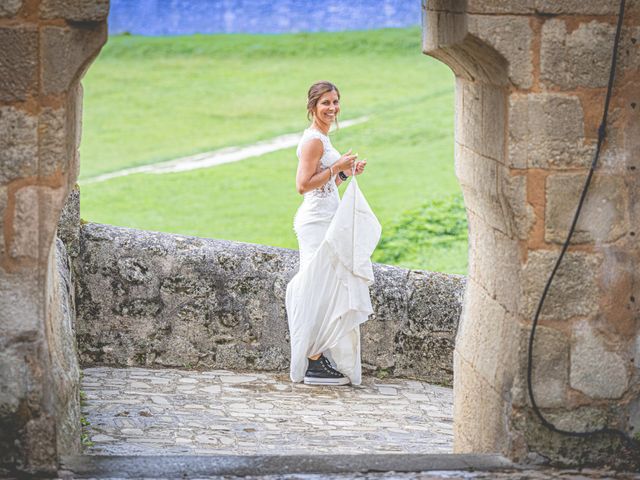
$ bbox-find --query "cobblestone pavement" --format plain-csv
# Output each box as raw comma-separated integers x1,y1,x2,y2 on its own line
81,367,453,455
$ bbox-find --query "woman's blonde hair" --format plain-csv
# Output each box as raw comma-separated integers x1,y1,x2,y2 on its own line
306,81,340,128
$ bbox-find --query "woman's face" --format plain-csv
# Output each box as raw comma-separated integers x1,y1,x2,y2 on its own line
314,90,340,124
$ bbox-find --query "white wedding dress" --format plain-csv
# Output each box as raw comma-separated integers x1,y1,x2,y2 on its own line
285,127,381,385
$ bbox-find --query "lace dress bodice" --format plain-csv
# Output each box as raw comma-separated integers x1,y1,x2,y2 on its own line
296,128,341,200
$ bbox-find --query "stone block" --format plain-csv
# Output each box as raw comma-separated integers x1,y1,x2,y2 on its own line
455,280,519,391
503,173,535,240
541,19,615,89
467,211,520,313
0,26,37,101
468,14,533,89
0,186,7,258
0,0,22,17
466,0,532,14
39,107,68,178
570,320,629,399
57,185,80,257
456,79,506,163
511,325,569,409
545,174,627,244
41,24,107,95
0,269,41,338
10,186,65,260
40,0,109,21
521,250,600,321
534,1,625,15
453,351,509,454
508,93,595,169
0,107,38,184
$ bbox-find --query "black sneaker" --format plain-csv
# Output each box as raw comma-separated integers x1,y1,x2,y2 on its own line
304,354,350,386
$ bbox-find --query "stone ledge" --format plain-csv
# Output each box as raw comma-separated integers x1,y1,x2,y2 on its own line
73,223,465,384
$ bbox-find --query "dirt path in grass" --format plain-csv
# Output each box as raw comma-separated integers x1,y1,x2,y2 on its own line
82,116,369,185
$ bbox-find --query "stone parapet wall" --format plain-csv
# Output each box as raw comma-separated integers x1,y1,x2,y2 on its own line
73,223,465,385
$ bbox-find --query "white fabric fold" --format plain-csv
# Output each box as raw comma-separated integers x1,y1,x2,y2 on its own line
286,177,381,385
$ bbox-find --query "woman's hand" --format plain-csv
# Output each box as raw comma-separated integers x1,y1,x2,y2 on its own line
336,149,358,172
353,160,367,176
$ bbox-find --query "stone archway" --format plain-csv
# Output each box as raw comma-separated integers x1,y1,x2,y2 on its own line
423,0,639,467
1,0,639,475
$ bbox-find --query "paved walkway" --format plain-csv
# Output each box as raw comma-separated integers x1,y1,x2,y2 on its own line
81,367,453,456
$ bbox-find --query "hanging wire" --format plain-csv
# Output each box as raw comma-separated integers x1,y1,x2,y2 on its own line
526,0,638,452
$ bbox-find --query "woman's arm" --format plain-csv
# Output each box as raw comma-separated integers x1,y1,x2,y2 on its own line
296,139,331,194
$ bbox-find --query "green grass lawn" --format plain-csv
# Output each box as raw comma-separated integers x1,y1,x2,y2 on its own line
79,28,468,274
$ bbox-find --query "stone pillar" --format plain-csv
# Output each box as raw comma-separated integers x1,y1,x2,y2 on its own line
0,1,107,475
423,0,639,468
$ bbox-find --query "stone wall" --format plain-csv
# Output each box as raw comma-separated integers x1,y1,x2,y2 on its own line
72,222,465,385
423,0,640,469
0,1,107,475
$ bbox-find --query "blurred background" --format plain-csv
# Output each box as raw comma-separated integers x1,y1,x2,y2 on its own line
79,0,465,274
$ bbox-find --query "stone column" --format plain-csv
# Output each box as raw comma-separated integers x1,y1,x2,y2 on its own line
423,0,639,467
0,1,107,475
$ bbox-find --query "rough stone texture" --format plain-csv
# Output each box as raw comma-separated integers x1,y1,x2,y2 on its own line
41,24,108,96
570,320,630,399
545,174,628,244
39,107,68,178
40,0,109,21
51,238,82,456
0,26,37,102
0,106,38,184
520,250,601,322
57,185,81,258
74,223,464,385
0,186,7,258
468,15,533,90
508,93,595,170
511,326,569,409
10,186,67,260
541,19,615,90
0,0,22,17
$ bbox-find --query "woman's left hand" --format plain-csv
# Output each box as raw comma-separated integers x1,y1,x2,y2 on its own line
354,160,367,176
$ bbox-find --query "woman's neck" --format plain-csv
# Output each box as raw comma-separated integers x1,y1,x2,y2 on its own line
311,120,330,135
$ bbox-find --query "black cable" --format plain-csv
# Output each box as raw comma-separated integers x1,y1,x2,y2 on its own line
526,0,638,451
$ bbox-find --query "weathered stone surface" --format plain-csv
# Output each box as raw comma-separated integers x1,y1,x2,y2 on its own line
51,238,81,455
545,174,627,244
466,212,520,314
41,24,107,95
541,20,615,89
11,187,39,259
511,325,569,409
39,107,68,178
0,106,38,184
502,174,534,240
10,186,67,260
468,15,533,89
394,270,465,384
57,185,81,258
0,186,6,258
570,320,629,399
466,0,532,14
0,26,37,101
455,280,519,392
534,1,628,15
521,250,601,321
74,223,464,384
508,93,595,169
456,80,506,163
40,0,109,21
0,0,22,17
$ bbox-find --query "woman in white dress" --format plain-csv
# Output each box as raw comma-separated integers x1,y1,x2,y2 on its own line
285,81,381,386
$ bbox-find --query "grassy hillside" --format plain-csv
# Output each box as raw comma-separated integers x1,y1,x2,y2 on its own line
79,28,467,274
